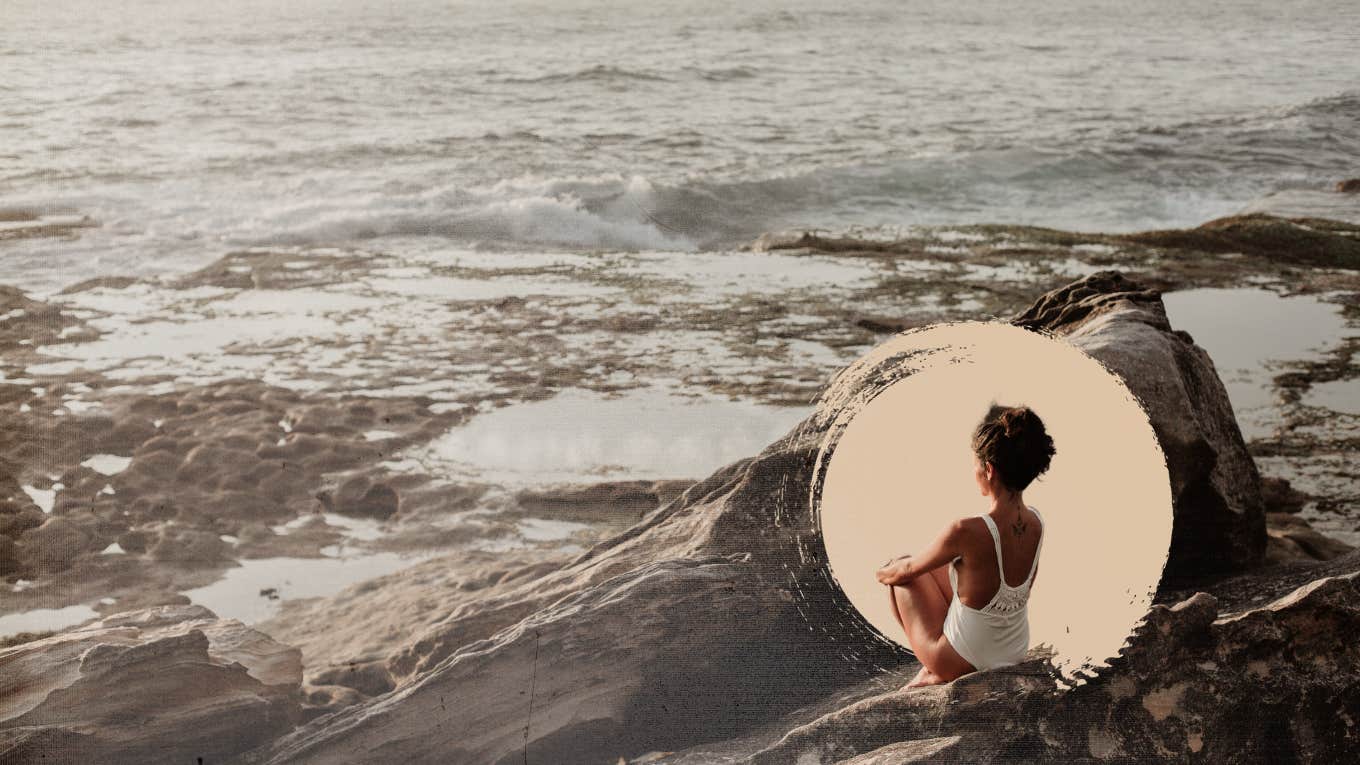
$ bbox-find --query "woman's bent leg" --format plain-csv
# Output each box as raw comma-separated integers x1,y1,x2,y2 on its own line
928,566,953,603
888,577,975,683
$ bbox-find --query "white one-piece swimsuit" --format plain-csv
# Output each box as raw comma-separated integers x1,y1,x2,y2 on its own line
942,506,1044,671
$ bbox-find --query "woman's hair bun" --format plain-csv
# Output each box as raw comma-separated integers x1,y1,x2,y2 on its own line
998,407,1036,438
998,408,1021,437
971,403,1056,493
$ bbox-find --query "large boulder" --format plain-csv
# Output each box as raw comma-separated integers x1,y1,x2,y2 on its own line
244,271,1270,764
748,559,1360,764
0,605,302,764
253,447,866,765
1012,271,1266,580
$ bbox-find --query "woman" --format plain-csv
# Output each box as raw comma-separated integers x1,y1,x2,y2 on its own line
875,404,1056,688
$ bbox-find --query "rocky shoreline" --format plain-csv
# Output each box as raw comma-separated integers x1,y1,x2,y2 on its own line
1,213,1358,762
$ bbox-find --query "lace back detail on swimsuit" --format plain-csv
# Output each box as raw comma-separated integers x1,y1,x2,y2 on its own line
987,580,1030,614
977,509,1043,615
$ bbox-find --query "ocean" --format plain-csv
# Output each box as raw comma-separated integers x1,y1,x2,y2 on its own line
3,0,1360,293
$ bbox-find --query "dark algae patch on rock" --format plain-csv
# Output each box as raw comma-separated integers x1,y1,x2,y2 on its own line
1123,213,1360,270
759,212,1360,274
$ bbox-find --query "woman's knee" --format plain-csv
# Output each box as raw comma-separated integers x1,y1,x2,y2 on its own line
896,576,938,613
889,578,935,624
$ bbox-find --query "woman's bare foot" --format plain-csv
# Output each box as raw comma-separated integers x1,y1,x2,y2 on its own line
905,665,946,688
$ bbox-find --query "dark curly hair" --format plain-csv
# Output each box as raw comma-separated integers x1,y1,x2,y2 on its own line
971,403,1056,493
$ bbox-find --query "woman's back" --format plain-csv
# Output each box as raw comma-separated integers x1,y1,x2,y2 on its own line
942,505,1044,670
951,504,1044,611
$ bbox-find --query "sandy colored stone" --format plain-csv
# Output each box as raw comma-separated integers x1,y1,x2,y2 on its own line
0,604,301,764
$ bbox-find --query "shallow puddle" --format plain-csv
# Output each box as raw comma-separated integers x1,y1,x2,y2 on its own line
1301,378,1360,414
80,454,133,476
517,517,595,542
405,388,809,484
180,552,436,625
0,603,100,638
19,485,59,514
1162,287,1353,439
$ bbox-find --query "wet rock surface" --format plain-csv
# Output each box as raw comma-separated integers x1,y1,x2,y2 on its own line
0,214,1357,763
0,373,469,619
238,269,1352,764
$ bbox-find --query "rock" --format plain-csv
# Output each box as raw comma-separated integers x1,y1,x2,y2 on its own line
745,230,900,253
849,313,924,335
514,479,694,521
16,518,94,574
309,660,394,697
261,551,857,765
1266,512,1355,562
749,567,1360,763
0,498,44,540
0,604,301,764
1260,475,1308,514
348,484,399,520
254,436,875,765
254,548,574,699
320,478,400,520
55,275,141,294
247,271,1269,764
1120,213,1360,269
1337,178,1360,193
1013,271,1266,580
333,475,372,508
834,736,963,764
0,537,20,577
148,523,232,563
302,684,366,721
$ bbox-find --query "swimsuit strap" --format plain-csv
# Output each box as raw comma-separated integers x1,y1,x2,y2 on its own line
978,514,1007,584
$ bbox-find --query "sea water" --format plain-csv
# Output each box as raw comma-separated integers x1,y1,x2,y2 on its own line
3,0,1360,293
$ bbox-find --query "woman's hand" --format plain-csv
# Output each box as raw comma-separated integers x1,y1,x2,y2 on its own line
876,519,965,588
876,555,914,586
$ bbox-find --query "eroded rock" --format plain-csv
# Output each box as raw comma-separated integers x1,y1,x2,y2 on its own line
749,563,1360,763
1014,271,1266,580
0,604,301,764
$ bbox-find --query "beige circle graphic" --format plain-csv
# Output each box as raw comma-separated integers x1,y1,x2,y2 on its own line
814,320,1172,683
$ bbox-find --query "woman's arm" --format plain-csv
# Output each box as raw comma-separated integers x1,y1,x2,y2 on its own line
875,519,967,586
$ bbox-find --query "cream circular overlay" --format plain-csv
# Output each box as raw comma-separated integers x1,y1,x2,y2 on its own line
813,320,1173,683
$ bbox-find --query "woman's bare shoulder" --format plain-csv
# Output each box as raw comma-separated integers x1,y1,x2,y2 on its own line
947,516,985,544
